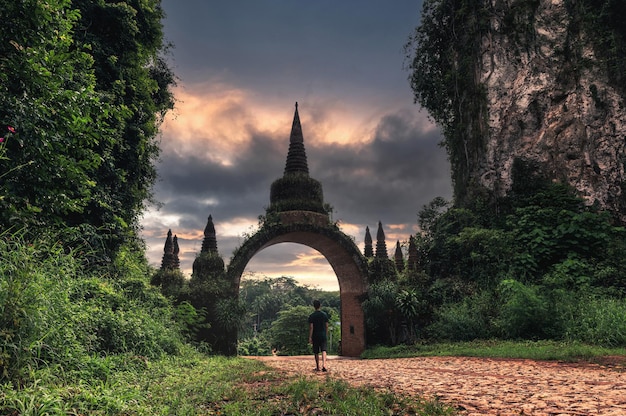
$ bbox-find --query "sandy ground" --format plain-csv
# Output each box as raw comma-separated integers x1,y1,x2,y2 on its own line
252,355,626,415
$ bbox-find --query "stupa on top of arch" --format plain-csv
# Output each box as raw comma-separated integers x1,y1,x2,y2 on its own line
267,102,328,217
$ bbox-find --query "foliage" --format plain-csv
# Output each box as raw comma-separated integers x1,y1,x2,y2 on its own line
505,181,619,283
405,0,490,200
71,0,176,256
240,277,314,334
0,0,175,262
267,305,313,355
266,304,340,356
150,267,185,298
495,279,551,339
213,298,247,333
238,276,340,355
427,291,495,341
237,333,272,356
402,176,626,346
0,0,112,232
418,196,450,236
367,256,398,284
177,256,238,355
268,173,327,214
172,301,208,341
0,232,182,386
564,296,626,347
575,0,626,96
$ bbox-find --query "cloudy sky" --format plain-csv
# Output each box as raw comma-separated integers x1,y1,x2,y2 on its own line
140,0,452,290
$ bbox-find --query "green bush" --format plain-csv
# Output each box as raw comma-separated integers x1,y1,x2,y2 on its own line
238,334,272,356
495,279,550,339
363,281,401,345
427,292,494,341
565,296,626,347
268,305,311,355
0,234,84,383
0,233,183,385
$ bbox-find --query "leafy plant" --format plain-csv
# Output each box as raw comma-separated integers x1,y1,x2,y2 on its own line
0,0,175,262
495,279,550,339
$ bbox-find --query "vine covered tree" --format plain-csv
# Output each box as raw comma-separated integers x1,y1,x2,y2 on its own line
0,0,175,264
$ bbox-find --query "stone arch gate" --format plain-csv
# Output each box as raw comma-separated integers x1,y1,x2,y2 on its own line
227,211,368,357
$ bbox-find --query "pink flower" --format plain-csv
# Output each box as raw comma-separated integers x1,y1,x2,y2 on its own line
7,126,15,133
0,138,4,143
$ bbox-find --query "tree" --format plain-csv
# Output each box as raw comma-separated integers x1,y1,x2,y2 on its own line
0,0,175,263
71,0,175,258
405,0,490,200
0,0,112,232
238,276,339,339
268,305,312,355
362,281,402,346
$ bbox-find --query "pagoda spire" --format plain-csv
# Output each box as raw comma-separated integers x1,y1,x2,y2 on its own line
201,215,218,254
284,102,309,175
364,226,374,258
268,103,326,215
394,240,404,272
160,229,177,270
375,221,388,258
173,235,180,269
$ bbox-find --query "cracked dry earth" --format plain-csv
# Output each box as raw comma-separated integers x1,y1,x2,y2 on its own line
253,355,626,415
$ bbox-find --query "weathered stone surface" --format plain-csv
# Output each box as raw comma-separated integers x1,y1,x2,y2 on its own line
473,0,626,221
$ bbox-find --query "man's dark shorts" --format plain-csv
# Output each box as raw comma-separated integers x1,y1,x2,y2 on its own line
312,338,327,354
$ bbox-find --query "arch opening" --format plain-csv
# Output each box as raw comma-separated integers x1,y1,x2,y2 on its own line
243,243,339,291
228,221,368,357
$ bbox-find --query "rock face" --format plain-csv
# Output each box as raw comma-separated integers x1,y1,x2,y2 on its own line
474,0,626,220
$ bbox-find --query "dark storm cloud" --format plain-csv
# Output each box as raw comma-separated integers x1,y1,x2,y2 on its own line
154,128,286,222
162,0,423,102
308,110,451,228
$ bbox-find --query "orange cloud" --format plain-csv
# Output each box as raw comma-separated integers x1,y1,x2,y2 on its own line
159,80,402,164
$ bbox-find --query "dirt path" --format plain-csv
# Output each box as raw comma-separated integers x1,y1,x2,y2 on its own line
253,355,626,415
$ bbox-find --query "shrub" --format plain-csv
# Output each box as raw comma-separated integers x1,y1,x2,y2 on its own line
0,233,183,385
565,296,626,347
237,334,272,356
268,305,311,355
495,279,550,339
427,292,494,341
0,234,85,384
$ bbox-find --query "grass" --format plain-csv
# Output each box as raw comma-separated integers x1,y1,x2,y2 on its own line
6,339,624,415
0,345,456,415
361,339,626,366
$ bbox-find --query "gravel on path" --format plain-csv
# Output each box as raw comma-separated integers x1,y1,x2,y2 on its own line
252,355,626,415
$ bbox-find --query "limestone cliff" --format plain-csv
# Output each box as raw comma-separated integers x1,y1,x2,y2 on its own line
408,0,626,222
480,0,626,219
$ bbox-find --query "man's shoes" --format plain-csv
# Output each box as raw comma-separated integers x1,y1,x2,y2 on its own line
322,367,327,372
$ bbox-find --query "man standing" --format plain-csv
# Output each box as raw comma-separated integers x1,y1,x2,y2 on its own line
308,299,329,372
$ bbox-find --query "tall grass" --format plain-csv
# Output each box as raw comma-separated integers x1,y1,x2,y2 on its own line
362,339,626,362
0,232,183,386
565,296,626,346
